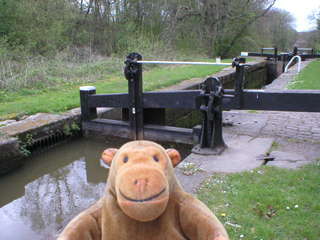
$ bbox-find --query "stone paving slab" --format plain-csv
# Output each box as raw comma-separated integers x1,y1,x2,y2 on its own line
175,134,274,193
266,160,313,169
266,151,313,169
223,111,269,137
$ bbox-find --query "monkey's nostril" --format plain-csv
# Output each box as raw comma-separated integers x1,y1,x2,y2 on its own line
145,179,149,183
135,180,138,185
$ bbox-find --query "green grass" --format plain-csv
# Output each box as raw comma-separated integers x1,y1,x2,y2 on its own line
286,59,320,90
0,59,229,120
196,160,320,240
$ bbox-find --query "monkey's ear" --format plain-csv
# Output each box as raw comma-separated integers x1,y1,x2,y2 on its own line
101,148,118,167
166,149,181,167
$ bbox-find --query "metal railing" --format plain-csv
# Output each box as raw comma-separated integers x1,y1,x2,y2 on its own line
284,55,301,73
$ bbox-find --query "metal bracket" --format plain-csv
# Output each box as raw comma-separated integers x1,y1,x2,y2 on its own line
124,52,141,81
192,77,227,155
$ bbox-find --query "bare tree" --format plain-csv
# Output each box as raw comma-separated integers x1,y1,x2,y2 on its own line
308,6,320,31
163,0,277,57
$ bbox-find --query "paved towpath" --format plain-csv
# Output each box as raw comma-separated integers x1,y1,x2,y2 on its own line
223,110,320,142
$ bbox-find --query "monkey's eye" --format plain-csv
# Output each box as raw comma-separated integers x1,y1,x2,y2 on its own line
153,156,159,162
124,157,128,163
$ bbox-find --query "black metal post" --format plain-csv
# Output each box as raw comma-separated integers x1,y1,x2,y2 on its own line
274,47,278,60
293,47,298,56
233,58,246,109
124,52,144,140
80,86,97,121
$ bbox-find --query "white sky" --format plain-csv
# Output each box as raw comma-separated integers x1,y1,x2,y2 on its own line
274,0,320,32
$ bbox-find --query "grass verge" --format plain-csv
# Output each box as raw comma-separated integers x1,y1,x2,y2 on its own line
286,59,320,90
196,160,320,240
0,59,230,120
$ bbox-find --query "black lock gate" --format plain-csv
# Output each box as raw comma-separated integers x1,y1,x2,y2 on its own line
80,52,320,155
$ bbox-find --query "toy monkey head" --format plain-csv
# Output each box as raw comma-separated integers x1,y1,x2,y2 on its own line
102,140,181,222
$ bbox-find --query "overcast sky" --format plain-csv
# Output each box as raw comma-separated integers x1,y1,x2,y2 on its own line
274,0,320,32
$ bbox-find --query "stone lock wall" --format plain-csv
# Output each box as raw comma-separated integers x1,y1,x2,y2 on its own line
0,136,23,175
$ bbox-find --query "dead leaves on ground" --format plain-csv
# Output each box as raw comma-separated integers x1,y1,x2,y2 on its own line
253,203,277,219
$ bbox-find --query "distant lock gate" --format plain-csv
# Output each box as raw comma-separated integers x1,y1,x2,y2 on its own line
80,52,320,155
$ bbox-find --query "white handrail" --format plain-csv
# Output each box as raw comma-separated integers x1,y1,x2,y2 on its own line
284,55,301,73
136,60,232,66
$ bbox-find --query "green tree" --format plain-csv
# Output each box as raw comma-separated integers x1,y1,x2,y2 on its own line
7,0,80,54
0,0,17,38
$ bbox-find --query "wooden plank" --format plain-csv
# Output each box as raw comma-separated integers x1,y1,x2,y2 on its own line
82,119,132,139
87,91,202,109
242,90,320,112
82,119,196,144
88,94,129,108
143,91,201,109
86,89,320,112
144,124,195,144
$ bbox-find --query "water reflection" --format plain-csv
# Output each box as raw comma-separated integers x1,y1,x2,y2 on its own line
0,138,191,240
0,139,120,240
